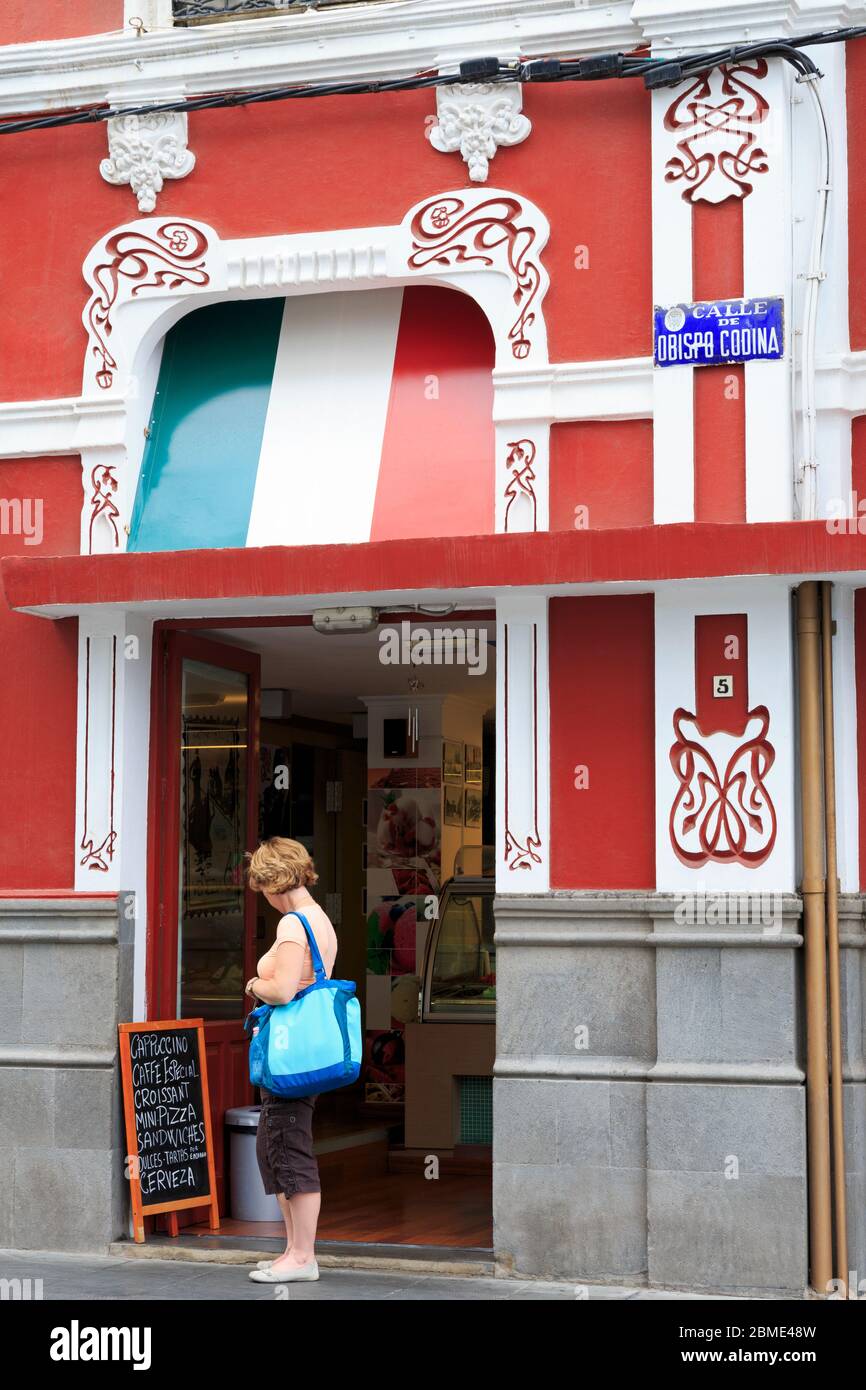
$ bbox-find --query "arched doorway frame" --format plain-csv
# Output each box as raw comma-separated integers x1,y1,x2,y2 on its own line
80,187,551,554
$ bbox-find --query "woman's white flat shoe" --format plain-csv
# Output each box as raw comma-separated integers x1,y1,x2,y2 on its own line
253,1253,307,1270
249,1260,319,1284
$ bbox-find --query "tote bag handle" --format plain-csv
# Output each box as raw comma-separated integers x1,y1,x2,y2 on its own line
287,910,327,983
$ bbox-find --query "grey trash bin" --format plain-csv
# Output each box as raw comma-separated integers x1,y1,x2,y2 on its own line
225,1106,282,1221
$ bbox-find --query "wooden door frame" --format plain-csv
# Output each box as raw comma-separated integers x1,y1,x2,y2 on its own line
146,624,261,1020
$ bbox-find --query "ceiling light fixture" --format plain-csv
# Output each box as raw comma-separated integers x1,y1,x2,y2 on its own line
312,605,379,635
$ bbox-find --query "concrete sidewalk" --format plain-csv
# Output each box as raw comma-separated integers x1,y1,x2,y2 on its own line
0,1250,747,1300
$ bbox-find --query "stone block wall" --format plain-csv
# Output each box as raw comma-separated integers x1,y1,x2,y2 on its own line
492,891,821,1296
0,895,133,1253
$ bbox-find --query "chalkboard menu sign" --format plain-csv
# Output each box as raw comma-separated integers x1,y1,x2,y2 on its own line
118,1019,220,1243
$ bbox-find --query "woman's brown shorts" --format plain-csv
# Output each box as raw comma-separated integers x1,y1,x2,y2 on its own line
256,1090,321,1198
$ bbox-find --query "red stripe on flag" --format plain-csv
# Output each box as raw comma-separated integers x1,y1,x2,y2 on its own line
370,286,495,542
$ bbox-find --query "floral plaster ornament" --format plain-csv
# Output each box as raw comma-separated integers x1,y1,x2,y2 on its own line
663,60,770,204
428,83,531,182
100,108,195,212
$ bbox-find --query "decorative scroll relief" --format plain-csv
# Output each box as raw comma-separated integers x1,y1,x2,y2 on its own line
81,193,548,398
428,83,531,183
669,706,777,867
83,219,210,391
663,59,770,204
89,462,121,552
406,191,547,361
100,110,195,213
503,437,538,533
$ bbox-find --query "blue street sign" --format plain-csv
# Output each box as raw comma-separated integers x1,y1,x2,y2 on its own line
653,296,784,368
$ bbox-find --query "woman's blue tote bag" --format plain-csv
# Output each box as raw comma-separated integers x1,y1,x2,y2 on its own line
244,911,362,1099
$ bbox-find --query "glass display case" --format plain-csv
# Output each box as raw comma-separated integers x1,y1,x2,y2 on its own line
452,842,496,878
420,876,496,1022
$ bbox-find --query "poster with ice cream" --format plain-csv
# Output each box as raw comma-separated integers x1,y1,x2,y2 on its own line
366,772,441,898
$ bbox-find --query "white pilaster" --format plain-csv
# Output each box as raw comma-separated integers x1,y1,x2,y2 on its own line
76,617,121,887
495,422,550,533
654,580,797,893
651,85,694,523
743,58,794,521
121,614,155,1019
796,38,853,519
80,446,125,555
830,585,860,893
496,593,549,892
75,612,152,901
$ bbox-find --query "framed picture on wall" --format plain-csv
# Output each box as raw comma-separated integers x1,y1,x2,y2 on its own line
443,740,463,784
464,744,482,786
464,787,482,829
444,785,464,827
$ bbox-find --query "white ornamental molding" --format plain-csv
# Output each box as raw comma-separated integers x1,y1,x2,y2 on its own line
662,59,771,204
80,187,549,396
428,82,531,182
654,584,797,894
87,454,122,553
82,219,214,393
495,427,550,534
100,107,195,212
503,437,538,532
78,189,549,548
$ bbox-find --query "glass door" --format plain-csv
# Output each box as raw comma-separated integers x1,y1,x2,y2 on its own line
148,629,260,1211
179,658,250,1020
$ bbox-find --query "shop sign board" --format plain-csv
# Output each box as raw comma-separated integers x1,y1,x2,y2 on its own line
118,1018,220,1242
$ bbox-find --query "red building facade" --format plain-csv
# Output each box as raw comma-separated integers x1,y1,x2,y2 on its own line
1,0,864,1296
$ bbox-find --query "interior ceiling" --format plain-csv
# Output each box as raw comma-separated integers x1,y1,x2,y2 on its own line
207,618,496,723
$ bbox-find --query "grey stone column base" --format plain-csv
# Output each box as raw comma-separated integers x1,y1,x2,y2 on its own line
0,895,134,1253
492,891,866,1296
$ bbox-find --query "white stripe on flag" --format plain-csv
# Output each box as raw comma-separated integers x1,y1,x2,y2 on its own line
246,288,404,547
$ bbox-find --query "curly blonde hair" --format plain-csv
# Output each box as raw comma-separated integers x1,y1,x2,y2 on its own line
246,837,319,894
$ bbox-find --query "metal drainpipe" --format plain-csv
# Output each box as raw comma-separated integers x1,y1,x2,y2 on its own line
796,582,833,1295
820,581,849,1289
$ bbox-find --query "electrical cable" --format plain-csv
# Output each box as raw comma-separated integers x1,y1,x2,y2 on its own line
2,24,866,137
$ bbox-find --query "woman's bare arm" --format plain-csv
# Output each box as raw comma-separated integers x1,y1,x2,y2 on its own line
251,939,306,1006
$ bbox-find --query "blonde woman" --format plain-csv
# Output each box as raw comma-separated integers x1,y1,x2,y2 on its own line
244,837,338,1285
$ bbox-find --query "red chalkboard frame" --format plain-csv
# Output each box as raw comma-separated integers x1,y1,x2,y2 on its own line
118,1018,220,1244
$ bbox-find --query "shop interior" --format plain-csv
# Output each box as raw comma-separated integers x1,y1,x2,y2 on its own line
178,611,497,1251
